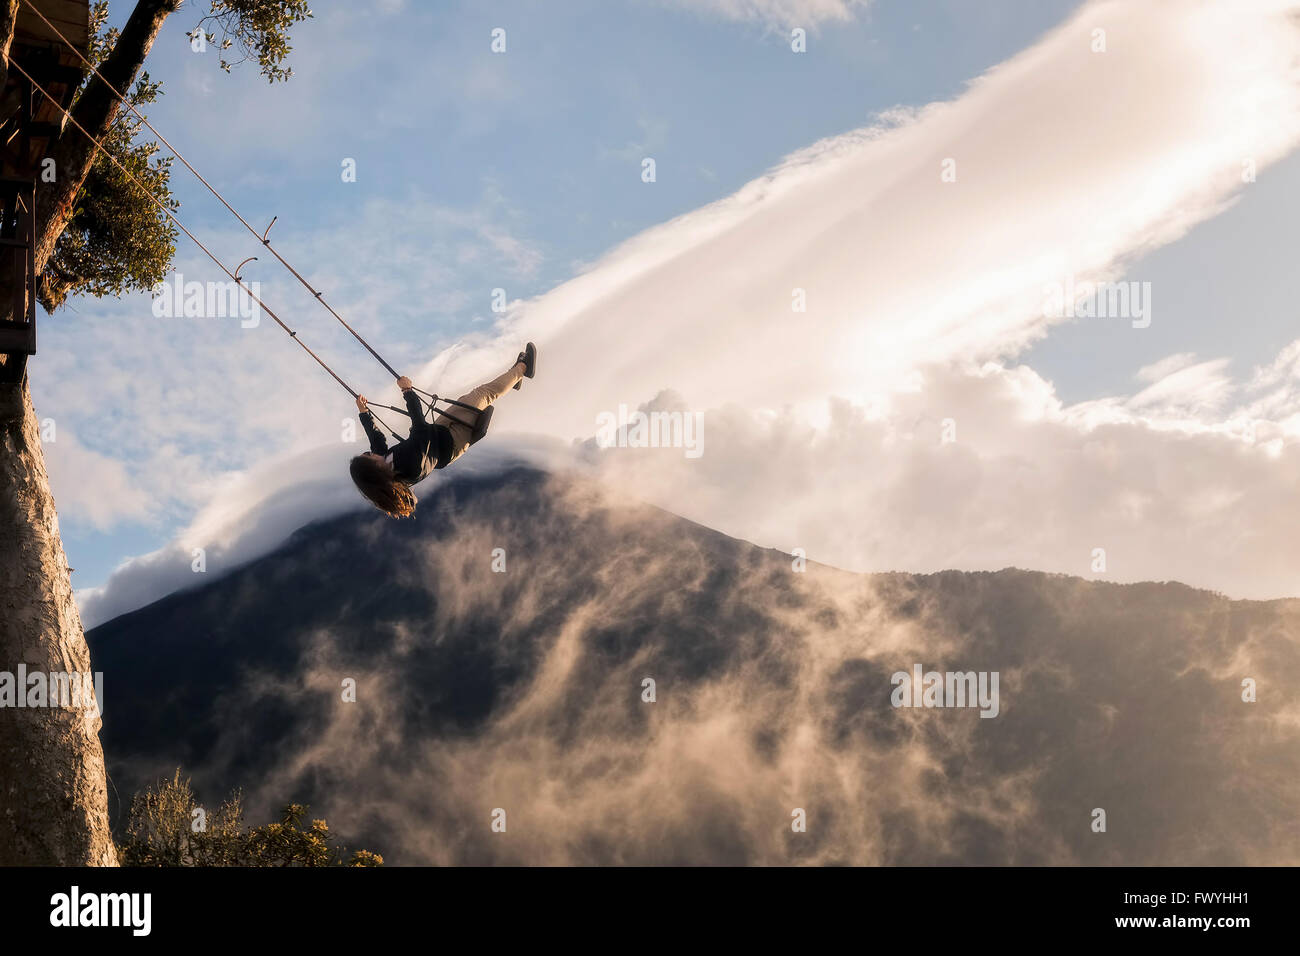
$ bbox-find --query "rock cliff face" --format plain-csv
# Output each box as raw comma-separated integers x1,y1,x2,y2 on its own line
1,377,117,866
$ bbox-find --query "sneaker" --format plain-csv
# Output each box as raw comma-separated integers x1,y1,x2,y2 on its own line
513,342,537,389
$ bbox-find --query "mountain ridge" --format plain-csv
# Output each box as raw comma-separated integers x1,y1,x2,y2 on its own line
87,466,1300,865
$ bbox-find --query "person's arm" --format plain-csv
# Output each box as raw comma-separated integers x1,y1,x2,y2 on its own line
398,376,431,436
356,396,389,455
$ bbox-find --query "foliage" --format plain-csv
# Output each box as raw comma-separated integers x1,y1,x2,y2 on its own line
39,2,176,311
120,769,383,867
186,0,314,82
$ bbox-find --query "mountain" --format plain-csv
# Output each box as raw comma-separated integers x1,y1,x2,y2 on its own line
86,466,1300,865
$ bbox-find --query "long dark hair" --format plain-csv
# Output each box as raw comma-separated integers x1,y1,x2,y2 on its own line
349,455,417,518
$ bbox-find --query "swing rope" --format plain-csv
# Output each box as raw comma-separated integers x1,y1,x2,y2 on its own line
7,5,496,442
18,0,404,383
5,57,424,441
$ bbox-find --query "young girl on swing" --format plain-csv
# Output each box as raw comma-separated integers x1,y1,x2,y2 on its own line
349,343,536,517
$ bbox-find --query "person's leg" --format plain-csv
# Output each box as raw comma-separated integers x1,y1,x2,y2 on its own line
431,361,525,462
453,361,525,412
439,418,474,451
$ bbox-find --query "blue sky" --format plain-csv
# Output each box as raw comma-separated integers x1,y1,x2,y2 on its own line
1024,143,1300,402
138,0,1085,322
38,0,1300,617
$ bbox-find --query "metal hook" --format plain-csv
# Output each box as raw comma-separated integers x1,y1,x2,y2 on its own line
234,256,257,283
261,215,278,244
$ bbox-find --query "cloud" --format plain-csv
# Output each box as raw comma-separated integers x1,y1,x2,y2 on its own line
666,0,872,28
403,0,1300,598
572,356,1300,600
1124,357,1233,418
74,445,366,630
43,431,154,532
75,434,571,629
434,0,1300,441
1135,353,1197,385
81,337,1300,628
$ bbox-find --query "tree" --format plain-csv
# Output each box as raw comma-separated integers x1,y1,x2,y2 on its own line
39,2,178,312
0,0,310,866
121,770,383,867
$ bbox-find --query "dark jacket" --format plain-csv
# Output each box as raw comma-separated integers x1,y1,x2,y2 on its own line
359,389,454,485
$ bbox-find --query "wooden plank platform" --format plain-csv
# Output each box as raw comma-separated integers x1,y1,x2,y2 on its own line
2,1,90,176
13,0,89,56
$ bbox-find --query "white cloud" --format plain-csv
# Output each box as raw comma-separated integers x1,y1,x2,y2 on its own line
1136,353,1199,384
575,355,1300,600
1125,358,1233,418
667,0,872,27
439,0,1300,444
43,432,154,532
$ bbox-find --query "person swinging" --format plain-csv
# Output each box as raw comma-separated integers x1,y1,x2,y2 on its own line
349,343,537,517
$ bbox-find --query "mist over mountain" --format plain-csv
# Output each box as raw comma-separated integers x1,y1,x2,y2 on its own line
87,467,1300,865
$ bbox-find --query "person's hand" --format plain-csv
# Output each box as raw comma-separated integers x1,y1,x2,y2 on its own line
356,395,368,412
396,376,413,392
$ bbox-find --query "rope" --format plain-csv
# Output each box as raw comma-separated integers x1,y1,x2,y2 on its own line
5,58,421,444
9,8,475,442
410,387,477,428
19,0,403,381
6,58,366,390
364,406,403,442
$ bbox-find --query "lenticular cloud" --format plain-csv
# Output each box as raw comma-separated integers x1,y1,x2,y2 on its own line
432,0,1300,442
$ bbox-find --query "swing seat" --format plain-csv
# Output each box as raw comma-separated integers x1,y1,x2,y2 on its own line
469,404,493,445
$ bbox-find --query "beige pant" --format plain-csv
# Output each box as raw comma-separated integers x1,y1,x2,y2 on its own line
434,362,524,464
